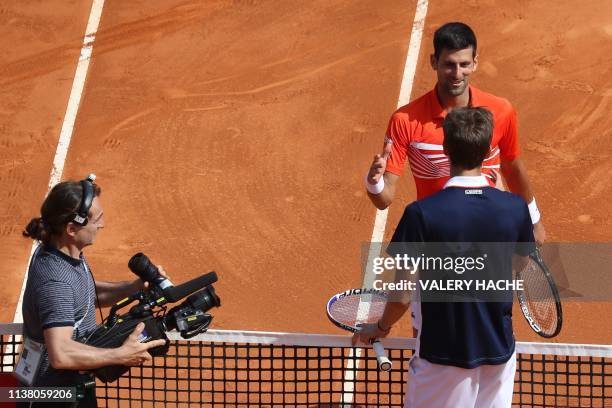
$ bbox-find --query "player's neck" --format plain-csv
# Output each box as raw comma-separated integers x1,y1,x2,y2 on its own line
436,84,470,110
449,164,482,178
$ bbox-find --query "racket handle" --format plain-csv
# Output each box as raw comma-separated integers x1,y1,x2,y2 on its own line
372,340,392,371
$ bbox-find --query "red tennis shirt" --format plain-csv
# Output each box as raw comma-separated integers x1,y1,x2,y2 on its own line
385,86,521,199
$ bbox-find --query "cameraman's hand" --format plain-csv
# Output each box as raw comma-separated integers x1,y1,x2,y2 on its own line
142,265,170,290
117,323,167,366
157,265,168,278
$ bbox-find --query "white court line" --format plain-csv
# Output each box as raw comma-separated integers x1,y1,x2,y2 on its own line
341,0,429,404
4,0,105,371
11,0,106,325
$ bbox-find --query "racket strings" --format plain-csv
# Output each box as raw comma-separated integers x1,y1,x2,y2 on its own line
519,257,559,334
329,294,386,327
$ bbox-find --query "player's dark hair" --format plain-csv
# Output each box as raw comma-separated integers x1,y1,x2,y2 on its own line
443,107,493,170
23,181,101,243
433,22,477,59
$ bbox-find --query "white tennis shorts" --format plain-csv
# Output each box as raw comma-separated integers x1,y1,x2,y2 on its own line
404,352,516,408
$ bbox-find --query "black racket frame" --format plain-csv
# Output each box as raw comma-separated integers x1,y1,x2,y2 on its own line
516,248,563,338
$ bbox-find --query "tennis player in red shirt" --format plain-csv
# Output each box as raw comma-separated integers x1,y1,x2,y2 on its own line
366,22,545,245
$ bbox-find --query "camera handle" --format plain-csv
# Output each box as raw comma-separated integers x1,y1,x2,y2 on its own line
107,291,146,326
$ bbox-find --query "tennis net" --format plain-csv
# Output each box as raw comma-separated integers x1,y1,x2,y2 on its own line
1,323,610,407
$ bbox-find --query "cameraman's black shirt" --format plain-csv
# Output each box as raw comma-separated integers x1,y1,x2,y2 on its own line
22,244,97,386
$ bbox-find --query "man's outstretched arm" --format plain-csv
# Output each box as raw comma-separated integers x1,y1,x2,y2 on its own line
501,157,546,245
367,172,400,210
366,140,400,210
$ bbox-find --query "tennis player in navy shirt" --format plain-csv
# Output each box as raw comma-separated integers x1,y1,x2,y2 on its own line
353,107,535,407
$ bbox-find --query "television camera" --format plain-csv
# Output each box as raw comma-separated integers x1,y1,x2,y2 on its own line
81,253,221,382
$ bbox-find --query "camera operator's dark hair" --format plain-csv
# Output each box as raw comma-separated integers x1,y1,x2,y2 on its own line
433,22,477,59
443,107,493,170
23,181,101,243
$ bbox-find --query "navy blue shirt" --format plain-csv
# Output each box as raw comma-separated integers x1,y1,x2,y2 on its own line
388,177,534,368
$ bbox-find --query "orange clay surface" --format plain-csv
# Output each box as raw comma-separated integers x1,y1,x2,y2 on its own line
1,0,611,345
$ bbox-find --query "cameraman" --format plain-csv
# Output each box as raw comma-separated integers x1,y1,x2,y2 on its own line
19,176,167,407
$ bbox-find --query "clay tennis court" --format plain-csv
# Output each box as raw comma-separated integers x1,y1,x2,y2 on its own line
0,0,610,360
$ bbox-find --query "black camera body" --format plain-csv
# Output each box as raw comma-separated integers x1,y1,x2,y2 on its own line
81,253,221,383
84,315,169,382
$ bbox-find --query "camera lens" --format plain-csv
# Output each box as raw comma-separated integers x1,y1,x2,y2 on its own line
128,253,173,290
162,285,221,334
188,286,221,312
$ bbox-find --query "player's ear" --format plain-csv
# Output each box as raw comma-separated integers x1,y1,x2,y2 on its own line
430,53,437,70
65,222,78,238
473,53,479,72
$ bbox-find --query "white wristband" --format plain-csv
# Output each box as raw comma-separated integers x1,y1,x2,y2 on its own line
365,174,385,195
528,198,541,224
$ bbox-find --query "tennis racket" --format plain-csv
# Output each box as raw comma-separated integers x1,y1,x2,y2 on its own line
326,288,392,371
515,248,563,338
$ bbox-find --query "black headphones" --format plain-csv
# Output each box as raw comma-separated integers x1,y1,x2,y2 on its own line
72,173,97,226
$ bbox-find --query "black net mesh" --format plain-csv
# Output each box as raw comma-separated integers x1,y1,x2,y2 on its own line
1,326,610,407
